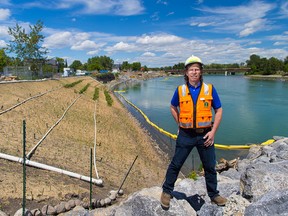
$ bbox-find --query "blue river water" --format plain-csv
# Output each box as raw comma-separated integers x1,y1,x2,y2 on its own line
116,75,288,170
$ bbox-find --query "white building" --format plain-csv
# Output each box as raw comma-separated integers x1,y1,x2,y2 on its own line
75,70,86,76
63,68,73,77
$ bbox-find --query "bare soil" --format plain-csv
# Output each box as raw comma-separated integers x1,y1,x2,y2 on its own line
0,76,169,214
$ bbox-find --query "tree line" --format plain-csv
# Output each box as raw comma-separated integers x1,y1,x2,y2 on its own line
1,20,287,77
164,56,288,75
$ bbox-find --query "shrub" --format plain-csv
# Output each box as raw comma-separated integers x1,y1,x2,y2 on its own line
96,72,115,83
187,170,198,181
64,80,83,88
93,87,99,101
79,83,90,94
104,90,113,106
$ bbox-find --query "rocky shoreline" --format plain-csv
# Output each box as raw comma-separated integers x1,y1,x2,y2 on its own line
2,136,286,215
107,136,288,216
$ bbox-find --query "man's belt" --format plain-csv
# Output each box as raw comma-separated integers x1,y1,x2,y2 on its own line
193,127,211,134
179,127,212,134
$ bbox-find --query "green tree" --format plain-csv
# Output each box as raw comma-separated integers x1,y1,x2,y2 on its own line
56,57,65,73
173,62,185,70
6,20,48,77
69,60,83,71
142,65,148,71
0,48,9,72
87,56,114,71
268,57,283,74
284,56,288,65
99,56,114,70
131,62,141,71
87,57,101,71
284,56,288,72
9,57,22,67
163,66,172,71
82,63,88,71
258,57,268,74
121,61,131,71
245,55,285,75
246,54,262,74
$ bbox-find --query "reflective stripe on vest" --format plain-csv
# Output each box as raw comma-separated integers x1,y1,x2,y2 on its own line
178,83,213,129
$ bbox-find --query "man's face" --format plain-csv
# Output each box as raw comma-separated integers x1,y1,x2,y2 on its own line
186,63,202,83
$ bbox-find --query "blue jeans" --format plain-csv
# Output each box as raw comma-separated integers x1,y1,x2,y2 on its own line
162,128,219,199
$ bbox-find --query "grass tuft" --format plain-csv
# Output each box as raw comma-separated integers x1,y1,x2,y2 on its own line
79,83,90,94
104,90,113,106
63,80,83,88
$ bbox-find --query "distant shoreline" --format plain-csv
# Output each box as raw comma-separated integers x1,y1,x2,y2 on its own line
245,74,288,81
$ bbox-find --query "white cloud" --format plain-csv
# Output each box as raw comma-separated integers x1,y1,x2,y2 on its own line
44,30,107,53
239,18,266,37
191,1,275,37
0,39,7,48
197,22,215,27
71,40,99,50
115,0,144,16
268,33,288,44
269,34,288,40
162,52,176,57
0,25,9,38
44,31,74,49
273,41,288,46
142,52,156,57
136,34,182,44
23,0,144,16
199,1,274,20
246,41,262,46
87,50,99,55
105,42,137,53
74,32,90,41
0,8,11,20
280,1,288,17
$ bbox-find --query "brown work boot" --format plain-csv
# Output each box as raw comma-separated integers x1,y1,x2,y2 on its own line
211,195,227,206
160,192,172,210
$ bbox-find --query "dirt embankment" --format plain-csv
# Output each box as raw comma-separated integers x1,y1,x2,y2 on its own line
0,76,169,214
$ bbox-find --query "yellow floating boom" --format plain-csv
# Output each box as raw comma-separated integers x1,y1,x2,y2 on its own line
116,92,275,150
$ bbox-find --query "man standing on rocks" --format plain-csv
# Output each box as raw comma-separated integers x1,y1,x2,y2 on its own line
160,55,227,210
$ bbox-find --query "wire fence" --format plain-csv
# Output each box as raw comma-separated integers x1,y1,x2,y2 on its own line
3,66,53,80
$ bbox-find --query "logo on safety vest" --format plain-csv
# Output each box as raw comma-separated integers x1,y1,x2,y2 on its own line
204,102,209,107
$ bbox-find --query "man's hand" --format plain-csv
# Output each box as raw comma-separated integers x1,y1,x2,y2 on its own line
203,131,215,147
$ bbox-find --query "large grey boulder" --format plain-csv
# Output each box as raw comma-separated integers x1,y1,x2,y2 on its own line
109,186,196,216
0,210,8,216
240,138,288,201
240,160,288,201
174,175,239,205
245,189,288,216
13,209,32,216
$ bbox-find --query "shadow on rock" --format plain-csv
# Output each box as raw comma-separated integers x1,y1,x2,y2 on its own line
172,191,205,211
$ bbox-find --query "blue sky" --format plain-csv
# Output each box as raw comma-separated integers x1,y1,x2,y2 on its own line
0,0,287,67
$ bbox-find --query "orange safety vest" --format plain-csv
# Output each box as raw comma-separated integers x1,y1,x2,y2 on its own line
178,82,213,129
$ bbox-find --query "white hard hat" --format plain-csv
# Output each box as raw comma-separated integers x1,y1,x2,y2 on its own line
184,55,203,67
